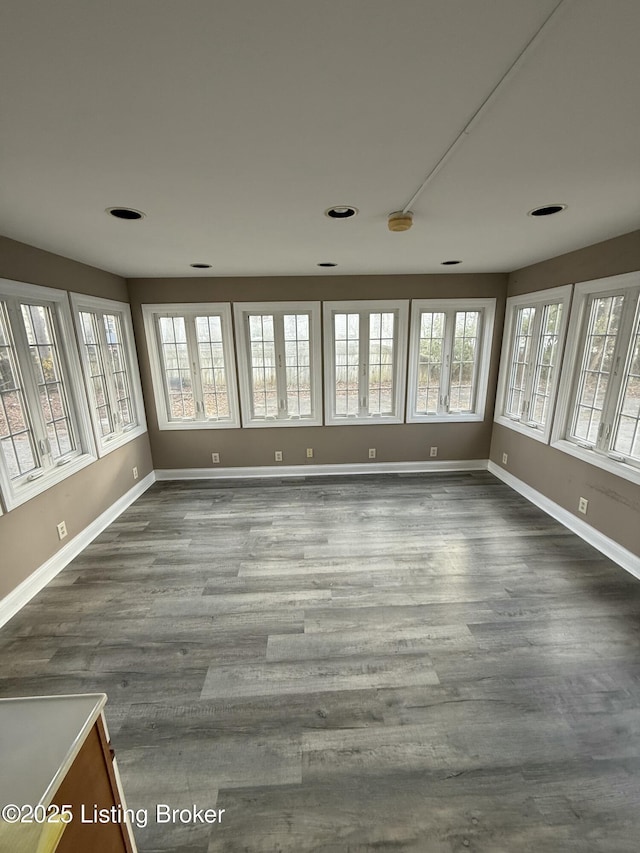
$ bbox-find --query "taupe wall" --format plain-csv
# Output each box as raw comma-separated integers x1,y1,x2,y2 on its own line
0,237,154,599
127,273,507,470
489,229,640,558
3,225,637,601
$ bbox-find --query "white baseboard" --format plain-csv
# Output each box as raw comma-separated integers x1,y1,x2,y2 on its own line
0,472,156,629
4,459,637,629
155,459,489,481
487,460,640,579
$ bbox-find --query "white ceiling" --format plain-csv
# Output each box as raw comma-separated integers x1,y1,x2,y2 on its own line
1,0,639,279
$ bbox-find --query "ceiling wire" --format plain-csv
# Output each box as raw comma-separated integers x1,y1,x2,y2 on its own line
399,0,571,216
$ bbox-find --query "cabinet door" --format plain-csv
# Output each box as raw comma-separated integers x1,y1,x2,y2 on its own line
52,716,134,853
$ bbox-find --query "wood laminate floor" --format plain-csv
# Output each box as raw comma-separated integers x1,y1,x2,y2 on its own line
2,472,640,852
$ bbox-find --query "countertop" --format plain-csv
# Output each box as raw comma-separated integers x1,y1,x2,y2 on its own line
0,693,107,808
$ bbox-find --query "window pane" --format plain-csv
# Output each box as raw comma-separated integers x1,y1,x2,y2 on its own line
0,306,38,478
247,315,278,418
104,314,134,430
571,294,624,444
506,307,534,418
450,311,479,412
167,371,194,419
159,317,194,419
284,314,312,417
529,302,563,425
21,303,76,459
196,315,230,419
612,316,640,460
79,312,114,437
368,313,395,415
334,313,360,416
415,312,444,415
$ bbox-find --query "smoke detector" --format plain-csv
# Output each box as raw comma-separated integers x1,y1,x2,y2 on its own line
388,211,413,232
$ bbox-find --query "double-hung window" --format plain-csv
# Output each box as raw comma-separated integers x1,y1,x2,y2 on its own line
406,299,495,422
552,272,640,483
234,302,322,427
323,301,408,425
0,279,95,510
494,286,571,442
142,303,240,429
71,294,146,455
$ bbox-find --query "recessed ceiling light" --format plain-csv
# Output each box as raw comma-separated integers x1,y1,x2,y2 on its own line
317,262,338,267
324,206,358,219
106,207,145,220
190,263,212,269
528,204,567,217
441,260,462,266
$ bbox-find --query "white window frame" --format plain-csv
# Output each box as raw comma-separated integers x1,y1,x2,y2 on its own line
407,298,496,423
494,286,572,443
323,300,408,426
552,271,640,485
142,303,240,430
233,302,322,428
70,294,147,456
0,278,96,510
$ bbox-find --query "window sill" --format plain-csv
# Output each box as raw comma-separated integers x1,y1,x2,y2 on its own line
407,413,485,424
95,424,148,457
494,415,550,444
2,452,97,511
240,417,323,428
551,438,640,486
325,415,404,426
157,419,241,431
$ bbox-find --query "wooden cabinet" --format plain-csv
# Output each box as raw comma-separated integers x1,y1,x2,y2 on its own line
52,715,134,853
0,694,136,853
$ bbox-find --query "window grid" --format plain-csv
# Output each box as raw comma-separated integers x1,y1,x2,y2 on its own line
0,282,96,510
506,306,534,418
450,311,479,412
158,316,195,420
284,314,311,417
571,294,623,445
21,303,75,459
415,313,445,416
530,303,562,425
613,317,640,459
327,302,407,425
79,312,113,437
334,313,360,416
196,316,230,420
235,303,320,427
368,312,395,416
0,305,38,479
409,300,494,423
144,304,238,430
104,313,134,428
248,315,278,419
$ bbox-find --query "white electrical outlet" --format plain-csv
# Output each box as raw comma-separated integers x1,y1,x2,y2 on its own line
368,448,376,459
430,446,438,457
212,452,220,464
502,452,508,465
578,497,588,515
306,448,313,458
56,521,67,540
275,450,283,462
132,466,138,480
